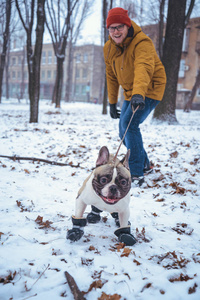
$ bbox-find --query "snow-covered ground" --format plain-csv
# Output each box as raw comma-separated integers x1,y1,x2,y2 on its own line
0,99,199,300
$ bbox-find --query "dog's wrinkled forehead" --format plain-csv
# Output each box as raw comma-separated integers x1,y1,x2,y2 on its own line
94,162,130,179
94,164,114,177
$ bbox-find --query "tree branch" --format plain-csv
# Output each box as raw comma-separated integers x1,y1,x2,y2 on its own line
64,271,86,300
0,155,81,168
185,0,195,27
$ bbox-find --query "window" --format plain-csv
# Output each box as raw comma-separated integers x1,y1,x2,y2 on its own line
12,57,16,65
76,69,80,79
54,70,56,78
18,56,21,65
48,50,52,64
24,71,28,79
179,60,185,78
18,71,21,79
42,70,45,80
182,28,190,53
75,85,80,95
12,71,16,79
76,54,81,63
81,85,86,95
47,70,51,79
82,68,87,78
83,53,88,63
42,52,46,64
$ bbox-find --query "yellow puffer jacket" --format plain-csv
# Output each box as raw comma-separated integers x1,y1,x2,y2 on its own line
104,20,166,104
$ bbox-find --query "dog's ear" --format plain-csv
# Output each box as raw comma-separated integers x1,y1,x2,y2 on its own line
120,149,130,169
96,146,110,167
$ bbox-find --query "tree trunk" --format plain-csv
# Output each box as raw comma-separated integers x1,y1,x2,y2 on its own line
0,0,12,103
102,0,111,115
65,41,73,102
29,0,46,123
102,76,107,114
158,0,165,59
20,46,26,100
184,69,200,112
54,57,64,108
153,0,186,124
5,38,11,99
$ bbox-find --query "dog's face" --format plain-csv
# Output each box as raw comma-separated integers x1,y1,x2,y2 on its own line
92,146,131,205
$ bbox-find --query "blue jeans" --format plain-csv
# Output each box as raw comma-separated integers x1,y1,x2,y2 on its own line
119,97,159,177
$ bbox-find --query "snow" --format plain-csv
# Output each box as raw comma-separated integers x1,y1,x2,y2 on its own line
0,99,200,300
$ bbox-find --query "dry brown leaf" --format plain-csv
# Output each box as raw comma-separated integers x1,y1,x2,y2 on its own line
98,292,121,300
169,273,194,282
120,247,132,257
0,271,17,284
141,283,152,292
133,259,141,265
188,283,198,294
170,151,178,158
35,215,53,229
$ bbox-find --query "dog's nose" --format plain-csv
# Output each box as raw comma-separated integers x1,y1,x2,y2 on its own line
110,185,117,195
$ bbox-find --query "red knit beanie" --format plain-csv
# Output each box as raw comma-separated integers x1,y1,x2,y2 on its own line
106,7,131,29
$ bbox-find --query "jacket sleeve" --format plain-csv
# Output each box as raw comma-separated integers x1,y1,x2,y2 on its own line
104,45,119,104
132,39,155,99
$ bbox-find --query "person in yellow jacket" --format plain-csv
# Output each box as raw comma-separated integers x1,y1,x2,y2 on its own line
86,7,166,225
104,7,166,187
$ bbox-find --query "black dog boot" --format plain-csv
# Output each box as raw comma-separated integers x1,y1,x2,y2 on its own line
111,212,120,227
111,213,131,227
67,216,87,242
114,227,137,246
87,205,102,223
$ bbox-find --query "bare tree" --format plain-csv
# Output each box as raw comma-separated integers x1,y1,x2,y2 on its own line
158,0,165,58
102,0,113,115
5,37,11,99
0,0,12,103
6,13,27,101
46,0,81,108
15,0,46,123
153,0,194,123
184,69,200,112
65,0,92,102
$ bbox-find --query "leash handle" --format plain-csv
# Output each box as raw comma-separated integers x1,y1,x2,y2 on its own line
113,106,139,163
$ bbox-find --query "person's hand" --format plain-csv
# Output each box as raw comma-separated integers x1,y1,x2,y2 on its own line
109,103,121,119
130,94,145,111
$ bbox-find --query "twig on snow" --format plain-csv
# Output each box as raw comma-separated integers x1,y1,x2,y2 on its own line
27,264,50,291
0,155,80,168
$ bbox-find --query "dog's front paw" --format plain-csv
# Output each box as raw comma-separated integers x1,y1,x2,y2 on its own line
67,228,84,242
114,227,137,246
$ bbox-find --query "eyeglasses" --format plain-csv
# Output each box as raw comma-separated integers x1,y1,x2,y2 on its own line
108,24,125,33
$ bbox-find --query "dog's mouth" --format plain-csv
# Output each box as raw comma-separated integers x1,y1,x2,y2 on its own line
99,194,120,205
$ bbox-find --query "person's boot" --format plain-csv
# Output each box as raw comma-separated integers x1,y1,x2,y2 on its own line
67,216,87,241
143,162,154,175
114,227,137,246
87,205,102,223
131,175,144,187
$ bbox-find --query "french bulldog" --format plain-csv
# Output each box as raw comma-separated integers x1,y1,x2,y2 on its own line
67,146,136,246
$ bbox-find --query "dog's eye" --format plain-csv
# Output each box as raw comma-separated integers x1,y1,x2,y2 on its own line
120,179,128,186
99,176,109,185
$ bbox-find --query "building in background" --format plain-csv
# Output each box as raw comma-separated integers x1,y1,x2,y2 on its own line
2,43,103,103
143,17,200,109
2,17,200,108
69,44,103,103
